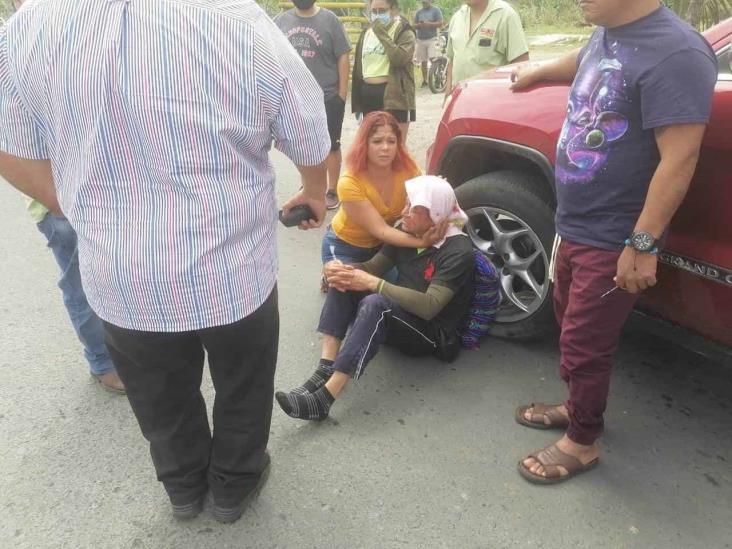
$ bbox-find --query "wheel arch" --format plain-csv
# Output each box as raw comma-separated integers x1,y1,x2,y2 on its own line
435,136,557,208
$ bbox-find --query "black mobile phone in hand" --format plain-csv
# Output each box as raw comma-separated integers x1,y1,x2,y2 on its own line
278,204,316,227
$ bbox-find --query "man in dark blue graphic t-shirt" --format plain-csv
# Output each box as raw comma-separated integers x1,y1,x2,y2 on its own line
509,0,716,484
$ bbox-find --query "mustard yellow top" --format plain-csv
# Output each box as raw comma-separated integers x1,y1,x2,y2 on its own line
331,168,420,248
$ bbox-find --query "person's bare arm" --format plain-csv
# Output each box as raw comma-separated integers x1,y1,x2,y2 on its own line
281,161,328,229
341,200,446,248
0,152,60,213
510,48,580,91
615,124,707,294
636,125,706,237
337,53,350,100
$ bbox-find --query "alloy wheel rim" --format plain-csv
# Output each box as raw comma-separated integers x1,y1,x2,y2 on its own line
465,206,550,323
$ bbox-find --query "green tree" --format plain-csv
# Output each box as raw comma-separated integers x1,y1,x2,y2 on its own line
666,0,732,29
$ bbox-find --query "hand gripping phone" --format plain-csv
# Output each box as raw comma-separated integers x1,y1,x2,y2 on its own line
278,204,316,227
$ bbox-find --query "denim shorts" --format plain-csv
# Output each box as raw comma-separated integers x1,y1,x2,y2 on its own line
321,226,380,265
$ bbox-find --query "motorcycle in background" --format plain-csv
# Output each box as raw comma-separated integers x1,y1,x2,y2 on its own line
428,29,449,94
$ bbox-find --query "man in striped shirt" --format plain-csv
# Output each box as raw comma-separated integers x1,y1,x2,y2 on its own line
0,0,330,522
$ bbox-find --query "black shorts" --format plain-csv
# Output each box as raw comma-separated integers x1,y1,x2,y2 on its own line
325,94,346,152
360,82,416,123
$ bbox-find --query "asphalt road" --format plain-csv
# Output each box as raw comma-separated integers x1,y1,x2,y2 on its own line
2,143,732,548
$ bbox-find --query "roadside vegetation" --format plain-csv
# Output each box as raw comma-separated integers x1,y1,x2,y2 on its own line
0,1,729,35
258,0,731,32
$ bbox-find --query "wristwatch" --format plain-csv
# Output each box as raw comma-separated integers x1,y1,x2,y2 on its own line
625,231,658,254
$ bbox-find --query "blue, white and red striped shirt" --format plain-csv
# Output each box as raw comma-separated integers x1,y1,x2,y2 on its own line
0,0,330,331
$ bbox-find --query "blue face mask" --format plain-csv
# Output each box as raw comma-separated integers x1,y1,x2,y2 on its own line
370,12,392,26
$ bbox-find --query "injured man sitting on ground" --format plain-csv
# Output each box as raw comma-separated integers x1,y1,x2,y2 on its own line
276,176,475,421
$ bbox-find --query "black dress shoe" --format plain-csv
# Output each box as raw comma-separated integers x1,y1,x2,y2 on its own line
212,453,271,524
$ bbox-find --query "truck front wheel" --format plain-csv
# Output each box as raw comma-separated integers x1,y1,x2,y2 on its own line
455,170,557,340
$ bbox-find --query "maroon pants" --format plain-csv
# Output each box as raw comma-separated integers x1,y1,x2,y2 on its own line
554,239,639,445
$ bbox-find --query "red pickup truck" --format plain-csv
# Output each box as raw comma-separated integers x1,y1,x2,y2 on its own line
427,19,732,347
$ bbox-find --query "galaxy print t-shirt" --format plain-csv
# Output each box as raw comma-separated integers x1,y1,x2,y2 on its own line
554,6,717,251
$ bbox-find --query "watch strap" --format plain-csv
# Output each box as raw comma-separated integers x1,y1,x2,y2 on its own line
624,238,658,255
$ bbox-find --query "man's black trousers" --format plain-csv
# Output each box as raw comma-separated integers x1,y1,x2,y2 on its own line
103,288,278,506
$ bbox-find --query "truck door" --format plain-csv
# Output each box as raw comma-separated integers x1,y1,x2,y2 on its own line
640,39,732,347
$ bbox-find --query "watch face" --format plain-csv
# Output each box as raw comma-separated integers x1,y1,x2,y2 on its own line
632,232,655,252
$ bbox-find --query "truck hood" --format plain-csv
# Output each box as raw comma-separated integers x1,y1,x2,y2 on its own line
442,71,571,151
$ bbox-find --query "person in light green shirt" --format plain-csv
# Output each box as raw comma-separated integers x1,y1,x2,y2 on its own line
361,21,400,80
352,0,416,139
27,197,50,224
445,0,529,97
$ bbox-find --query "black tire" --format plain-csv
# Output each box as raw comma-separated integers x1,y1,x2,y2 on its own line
455,170,557,340
428,57,448,94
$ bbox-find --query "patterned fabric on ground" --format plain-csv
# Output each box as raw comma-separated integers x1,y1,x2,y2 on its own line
459,251,500,350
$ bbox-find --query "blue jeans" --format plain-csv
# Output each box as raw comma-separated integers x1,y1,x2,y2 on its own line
320,226,380,265
36,214,115,376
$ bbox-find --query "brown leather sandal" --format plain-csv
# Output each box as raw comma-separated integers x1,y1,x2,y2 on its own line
515,403,569,430
517,444,599,485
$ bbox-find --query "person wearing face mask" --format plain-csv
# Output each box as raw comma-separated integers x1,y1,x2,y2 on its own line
352,0,416,140
275,176,474,422
275,0,351,210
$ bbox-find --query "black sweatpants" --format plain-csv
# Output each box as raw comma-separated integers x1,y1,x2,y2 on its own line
318,289,437,380
103,288,278,506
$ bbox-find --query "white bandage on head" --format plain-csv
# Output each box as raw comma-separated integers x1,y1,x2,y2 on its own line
405,175,468,248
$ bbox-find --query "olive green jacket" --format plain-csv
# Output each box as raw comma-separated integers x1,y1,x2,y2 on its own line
352,16,416,113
